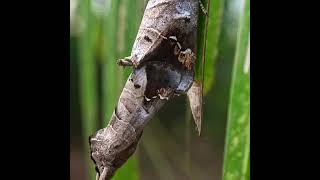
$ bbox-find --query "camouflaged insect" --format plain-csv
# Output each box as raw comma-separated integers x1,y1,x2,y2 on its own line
89,0,203,179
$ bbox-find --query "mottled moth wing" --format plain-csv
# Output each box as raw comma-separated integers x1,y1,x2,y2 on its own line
121,0,199,93
187,81,202,135
130,0,198,66
90,0,201,179
90,61,185,180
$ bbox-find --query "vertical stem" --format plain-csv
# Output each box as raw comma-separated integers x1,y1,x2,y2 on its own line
222,0,250,179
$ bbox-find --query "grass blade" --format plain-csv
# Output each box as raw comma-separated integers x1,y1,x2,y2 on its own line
102,0,120,126
203,0,225,95
222,0,250,179
196,0,224,95
79,0,98,179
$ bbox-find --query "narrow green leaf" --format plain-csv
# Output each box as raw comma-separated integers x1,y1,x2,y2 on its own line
79,0,98,179
197,0,224,95
196,0,207,81
222,0,250,179
102,0,120,126
203,0,224,95
196,0,224,95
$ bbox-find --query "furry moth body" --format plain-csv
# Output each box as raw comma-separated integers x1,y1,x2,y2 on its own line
90,0,200,179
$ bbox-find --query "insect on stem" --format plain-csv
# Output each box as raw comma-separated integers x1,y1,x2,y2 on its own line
90,0,200,179
117,56,134,67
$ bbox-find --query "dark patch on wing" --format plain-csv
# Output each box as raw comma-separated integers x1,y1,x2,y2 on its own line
134,84,141,88
144,35,152,43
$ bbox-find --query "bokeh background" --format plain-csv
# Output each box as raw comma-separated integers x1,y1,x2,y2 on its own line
70,0,249,179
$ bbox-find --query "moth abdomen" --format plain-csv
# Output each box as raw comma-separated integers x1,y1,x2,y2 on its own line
90,64,172,180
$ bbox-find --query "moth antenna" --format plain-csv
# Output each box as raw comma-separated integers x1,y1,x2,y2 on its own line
199,0,208,16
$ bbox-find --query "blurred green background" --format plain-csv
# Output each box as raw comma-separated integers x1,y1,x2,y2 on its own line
70,0,250,179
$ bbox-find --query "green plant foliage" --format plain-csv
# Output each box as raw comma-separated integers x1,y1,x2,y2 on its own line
79,0,98,179
73,0,250,179
222,0,250,179
197,0,225,96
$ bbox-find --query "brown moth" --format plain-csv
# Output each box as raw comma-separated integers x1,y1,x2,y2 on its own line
89,0,204,179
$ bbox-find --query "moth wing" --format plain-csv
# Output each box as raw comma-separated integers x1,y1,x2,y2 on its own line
129,0,197,67
187,81,202,136
130,0,174,67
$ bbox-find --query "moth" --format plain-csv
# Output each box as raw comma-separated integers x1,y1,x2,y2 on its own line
89,0,205,179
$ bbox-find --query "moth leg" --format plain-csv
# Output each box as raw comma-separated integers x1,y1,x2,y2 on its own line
144,95,159,101
144,96,151,101
178,48,196,70
98,167,107,180
157,88,173,100
199,0,208,16
117,55,138,67
169,36,177,41
168,36,195,70
168,36,182,56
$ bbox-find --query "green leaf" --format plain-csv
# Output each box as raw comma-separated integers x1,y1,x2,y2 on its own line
79,0,98,179
196,0,224,95
102,0,120,125
112,155,140,180
222,0,250,179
